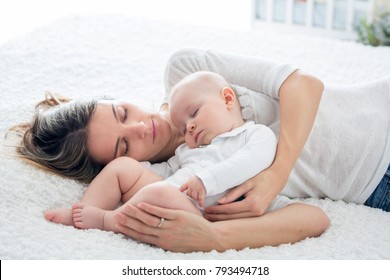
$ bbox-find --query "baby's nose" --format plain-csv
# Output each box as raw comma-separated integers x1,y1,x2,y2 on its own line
187,123,195,135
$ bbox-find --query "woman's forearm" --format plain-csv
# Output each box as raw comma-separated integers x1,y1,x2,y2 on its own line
270,70,324,192
213,203,329,252
114,201,328,253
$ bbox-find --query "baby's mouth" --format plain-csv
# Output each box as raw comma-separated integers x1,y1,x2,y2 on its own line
194,130,203,144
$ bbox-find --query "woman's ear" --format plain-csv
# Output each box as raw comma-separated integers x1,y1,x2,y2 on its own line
221,87,236,109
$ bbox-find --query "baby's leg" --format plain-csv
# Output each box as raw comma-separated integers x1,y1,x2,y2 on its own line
44,208,74,226
129,182,202,216
45,159,123,226
45,157,161,227
73,182,202,232
45,162,120,226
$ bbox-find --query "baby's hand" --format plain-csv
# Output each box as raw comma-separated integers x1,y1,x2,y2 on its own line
179,176,206,207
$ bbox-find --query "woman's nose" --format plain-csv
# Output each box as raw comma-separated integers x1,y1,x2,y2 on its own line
126,121,147,138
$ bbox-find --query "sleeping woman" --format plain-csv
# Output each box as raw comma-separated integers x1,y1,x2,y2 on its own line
10,48,390,252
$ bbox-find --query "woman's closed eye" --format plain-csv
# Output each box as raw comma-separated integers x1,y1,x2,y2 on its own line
124,108,128,121
123,138,129,155
118,107,129,155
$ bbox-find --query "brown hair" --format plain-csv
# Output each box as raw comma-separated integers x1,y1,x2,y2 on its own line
8,92,105,183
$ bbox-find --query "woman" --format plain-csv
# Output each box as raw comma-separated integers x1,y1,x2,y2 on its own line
13,48,389,252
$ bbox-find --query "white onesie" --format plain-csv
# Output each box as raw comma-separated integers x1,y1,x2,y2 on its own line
145,122,290,211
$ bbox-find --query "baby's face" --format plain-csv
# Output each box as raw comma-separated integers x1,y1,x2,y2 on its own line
170,87,234,148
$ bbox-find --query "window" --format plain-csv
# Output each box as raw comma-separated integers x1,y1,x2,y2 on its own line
253,0,373,39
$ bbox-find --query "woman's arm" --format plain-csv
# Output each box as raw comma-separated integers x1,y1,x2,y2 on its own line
163,48,295,107
205,70,324,219
163,48,323,218
271,70,324,197
114,202,329,252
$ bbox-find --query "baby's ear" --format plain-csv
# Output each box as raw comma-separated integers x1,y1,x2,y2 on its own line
221,87,236,109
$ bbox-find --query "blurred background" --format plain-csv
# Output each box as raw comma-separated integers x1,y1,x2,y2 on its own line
0,0,389,46
0,0,252,45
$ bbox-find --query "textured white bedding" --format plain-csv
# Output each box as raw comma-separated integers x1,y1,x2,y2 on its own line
0,15,390,259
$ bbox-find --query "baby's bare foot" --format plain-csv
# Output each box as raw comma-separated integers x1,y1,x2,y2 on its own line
44,208,74,226
72,203,106,230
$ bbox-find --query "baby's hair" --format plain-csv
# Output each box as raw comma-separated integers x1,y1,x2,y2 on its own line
7,92,106,183
170,71,233,102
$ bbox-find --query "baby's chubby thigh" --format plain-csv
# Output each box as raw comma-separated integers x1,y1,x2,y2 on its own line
129,181,202,216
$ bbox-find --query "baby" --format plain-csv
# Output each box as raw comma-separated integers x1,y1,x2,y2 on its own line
154,71,277,209
45,71,277,232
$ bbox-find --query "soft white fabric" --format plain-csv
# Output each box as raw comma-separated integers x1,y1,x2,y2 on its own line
1,15,390,259
148,122,278,210
163,48,390,204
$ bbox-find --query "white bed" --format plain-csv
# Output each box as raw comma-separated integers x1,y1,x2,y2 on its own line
0,15,389,260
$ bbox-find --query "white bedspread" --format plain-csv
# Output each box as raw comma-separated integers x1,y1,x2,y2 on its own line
1,15,390,259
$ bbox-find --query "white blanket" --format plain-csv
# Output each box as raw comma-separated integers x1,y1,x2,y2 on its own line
1,15,390,259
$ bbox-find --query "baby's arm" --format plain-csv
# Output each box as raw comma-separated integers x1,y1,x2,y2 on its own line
196,124,277,196
179,176,206,207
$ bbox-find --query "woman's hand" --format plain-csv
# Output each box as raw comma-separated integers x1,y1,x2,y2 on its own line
113,203,223,253
204,167,285,221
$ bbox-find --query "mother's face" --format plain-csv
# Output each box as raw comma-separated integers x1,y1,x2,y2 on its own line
87,100,175,164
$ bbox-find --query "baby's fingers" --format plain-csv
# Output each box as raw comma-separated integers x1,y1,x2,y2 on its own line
179,184,188,192
196,191,206,208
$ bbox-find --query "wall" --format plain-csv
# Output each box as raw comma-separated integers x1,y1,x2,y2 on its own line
0,0,252,45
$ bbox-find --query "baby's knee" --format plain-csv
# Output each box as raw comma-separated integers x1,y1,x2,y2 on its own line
130,183,201,216
136,183,178,205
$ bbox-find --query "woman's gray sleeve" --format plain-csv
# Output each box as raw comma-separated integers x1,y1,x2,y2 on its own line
163,48,297,102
